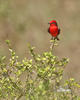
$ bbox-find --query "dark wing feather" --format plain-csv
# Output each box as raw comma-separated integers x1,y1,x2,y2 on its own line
48,27,50,33
58,28,60,35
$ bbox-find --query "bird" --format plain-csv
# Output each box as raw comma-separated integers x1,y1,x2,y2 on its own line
48,20,60,40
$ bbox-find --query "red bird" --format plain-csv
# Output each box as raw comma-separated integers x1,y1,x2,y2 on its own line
48,20,60,40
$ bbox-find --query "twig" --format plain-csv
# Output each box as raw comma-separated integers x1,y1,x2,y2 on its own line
50,38,57,53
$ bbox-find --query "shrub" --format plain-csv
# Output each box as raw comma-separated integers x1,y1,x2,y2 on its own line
0,40,80,100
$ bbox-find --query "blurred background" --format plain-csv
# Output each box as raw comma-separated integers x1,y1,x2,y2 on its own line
0,0,80,80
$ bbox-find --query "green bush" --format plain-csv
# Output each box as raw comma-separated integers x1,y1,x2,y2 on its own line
0,40,80,100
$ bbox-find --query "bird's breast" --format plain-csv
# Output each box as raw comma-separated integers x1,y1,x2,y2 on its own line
49,26,58,37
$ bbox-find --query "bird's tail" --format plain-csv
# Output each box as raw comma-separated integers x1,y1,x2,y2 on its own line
54,37,59,41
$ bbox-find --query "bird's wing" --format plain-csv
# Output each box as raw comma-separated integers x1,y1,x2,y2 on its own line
58,28,60,35
48,27,50,33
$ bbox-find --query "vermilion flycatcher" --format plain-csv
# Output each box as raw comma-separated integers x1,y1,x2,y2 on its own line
48,20,60,40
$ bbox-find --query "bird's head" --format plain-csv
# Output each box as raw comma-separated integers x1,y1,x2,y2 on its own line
48,20,57,26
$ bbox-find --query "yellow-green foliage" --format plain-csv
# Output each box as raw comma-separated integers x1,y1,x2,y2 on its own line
0,40,80,100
